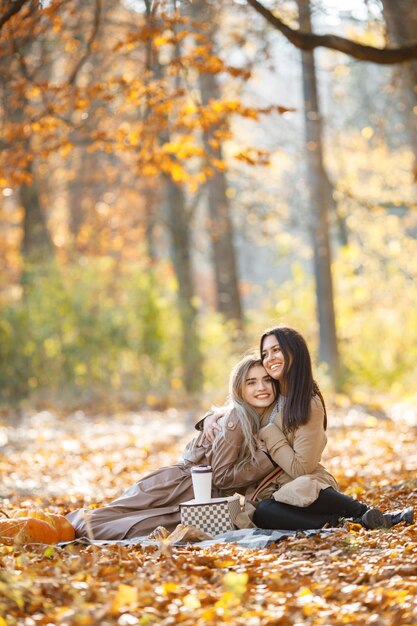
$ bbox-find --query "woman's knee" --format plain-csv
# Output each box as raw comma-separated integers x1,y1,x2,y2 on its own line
253,498,276,526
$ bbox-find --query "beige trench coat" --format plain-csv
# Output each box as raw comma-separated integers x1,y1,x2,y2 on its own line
66,409,275,540
248,395,338,508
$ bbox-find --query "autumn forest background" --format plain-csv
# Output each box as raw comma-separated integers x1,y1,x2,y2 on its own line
1,1,417,624
1,0,416,413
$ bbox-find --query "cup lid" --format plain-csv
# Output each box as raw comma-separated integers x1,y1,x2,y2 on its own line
191,465,212,472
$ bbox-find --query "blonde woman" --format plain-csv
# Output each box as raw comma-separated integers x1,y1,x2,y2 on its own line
67,355,277,540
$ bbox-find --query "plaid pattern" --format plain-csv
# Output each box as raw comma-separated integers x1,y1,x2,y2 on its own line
180,496,241,535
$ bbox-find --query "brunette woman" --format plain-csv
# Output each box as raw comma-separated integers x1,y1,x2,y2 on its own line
255,326,413,530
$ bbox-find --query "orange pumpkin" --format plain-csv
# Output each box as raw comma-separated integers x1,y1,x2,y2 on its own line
0,517,59,544
9,509,75,542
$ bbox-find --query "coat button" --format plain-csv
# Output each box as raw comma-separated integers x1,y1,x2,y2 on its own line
227,421,234,428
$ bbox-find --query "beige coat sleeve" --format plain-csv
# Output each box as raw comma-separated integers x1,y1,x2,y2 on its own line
210,411,275,491
258,396,327,479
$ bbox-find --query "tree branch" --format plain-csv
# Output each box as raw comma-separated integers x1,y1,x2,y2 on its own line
246,0,417,64
68,0,102,85
0,0,30,31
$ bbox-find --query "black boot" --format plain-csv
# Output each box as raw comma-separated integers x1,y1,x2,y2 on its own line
343,508,385,529
361,506,414,529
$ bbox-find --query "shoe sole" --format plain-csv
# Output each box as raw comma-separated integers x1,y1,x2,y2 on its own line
362,508,389,529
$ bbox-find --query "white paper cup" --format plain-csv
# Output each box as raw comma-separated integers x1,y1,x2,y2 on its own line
191,465,212,502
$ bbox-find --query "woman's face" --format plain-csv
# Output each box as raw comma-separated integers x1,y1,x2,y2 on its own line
241,364,275,413
261,334,288,382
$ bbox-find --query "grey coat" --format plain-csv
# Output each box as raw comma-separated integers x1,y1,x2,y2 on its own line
66,409,275,540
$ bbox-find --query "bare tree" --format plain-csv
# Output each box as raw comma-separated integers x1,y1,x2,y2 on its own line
297,0,340,384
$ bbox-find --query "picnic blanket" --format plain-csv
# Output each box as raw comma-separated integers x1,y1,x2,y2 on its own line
65,527,336,550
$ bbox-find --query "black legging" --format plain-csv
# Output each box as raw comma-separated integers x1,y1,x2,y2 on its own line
253,487,368,530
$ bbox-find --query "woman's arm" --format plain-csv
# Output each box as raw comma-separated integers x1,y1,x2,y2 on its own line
258,396,326,478
210,412,275,491
195,410,224,442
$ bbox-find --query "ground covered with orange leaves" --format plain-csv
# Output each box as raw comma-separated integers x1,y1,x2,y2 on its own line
0,406,416,625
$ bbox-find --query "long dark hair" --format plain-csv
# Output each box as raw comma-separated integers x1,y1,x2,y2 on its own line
260,326,327,433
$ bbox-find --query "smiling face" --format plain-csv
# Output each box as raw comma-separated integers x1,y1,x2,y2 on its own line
241,364,275,413
261,334,289,385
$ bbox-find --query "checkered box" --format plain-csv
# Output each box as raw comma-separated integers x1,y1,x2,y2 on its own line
179,495,241,535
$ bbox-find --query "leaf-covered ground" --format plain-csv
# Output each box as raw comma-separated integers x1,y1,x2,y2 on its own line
0,406,416,625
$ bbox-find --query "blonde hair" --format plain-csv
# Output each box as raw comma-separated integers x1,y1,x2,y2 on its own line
218,354,275,470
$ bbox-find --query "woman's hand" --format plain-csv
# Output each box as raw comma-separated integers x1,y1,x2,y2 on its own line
255,435,267,453
201,410,223,443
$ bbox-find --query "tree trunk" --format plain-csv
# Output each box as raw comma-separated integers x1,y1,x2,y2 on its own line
199,71,244,326
380,0,417,181
164,176,203,393
20,158,54,264
11,88,54,266
142,0,161,261
188,0,244,326
136,0,203,393
142,182,160,262
142,0,203,392
5,23,55,267
68,147,88,241
297,0,340,385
